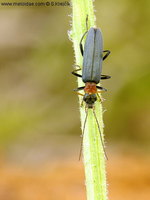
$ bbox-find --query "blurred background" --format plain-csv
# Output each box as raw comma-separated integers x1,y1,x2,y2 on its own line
0,0,150,200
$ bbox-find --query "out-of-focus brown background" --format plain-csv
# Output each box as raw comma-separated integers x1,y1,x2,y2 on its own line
0,1,150,200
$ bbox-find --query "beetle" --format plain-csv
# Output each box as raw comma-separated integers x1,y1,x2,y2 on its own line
72,19,111,159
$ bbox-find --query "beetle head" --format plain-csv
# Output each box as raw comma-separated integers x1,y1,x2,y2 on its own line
83,93,97,108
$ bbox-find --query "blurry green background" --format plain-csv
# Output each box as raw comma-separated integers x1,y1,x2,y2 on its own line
0,1,150,200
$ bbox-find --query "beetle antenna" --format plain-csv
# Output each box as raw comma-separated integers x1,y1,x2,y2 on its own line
79,107,88,160
93,108,108,160
86,15,89,31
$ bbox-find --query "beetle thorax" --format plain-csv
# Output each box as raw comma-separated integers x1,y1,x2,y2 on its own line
84,82,97,94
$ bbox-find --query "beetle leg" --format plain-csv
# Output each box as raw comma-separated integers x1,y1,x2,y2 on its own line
97,93,105,102
80,31,88,56
96,86,107,92
96,87,107,102
103,50,111,60
97,93,102,102
73,87,85,105
79,15,89,56
101,74,111,79
72,67,82,78
73,87,84,96
76,92,84,96
72,72,82,78
85,15,89,30
73,86,85,92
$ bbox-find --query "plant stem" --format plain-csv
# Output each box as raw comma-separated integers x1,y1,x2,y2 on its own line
70,0,108,200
